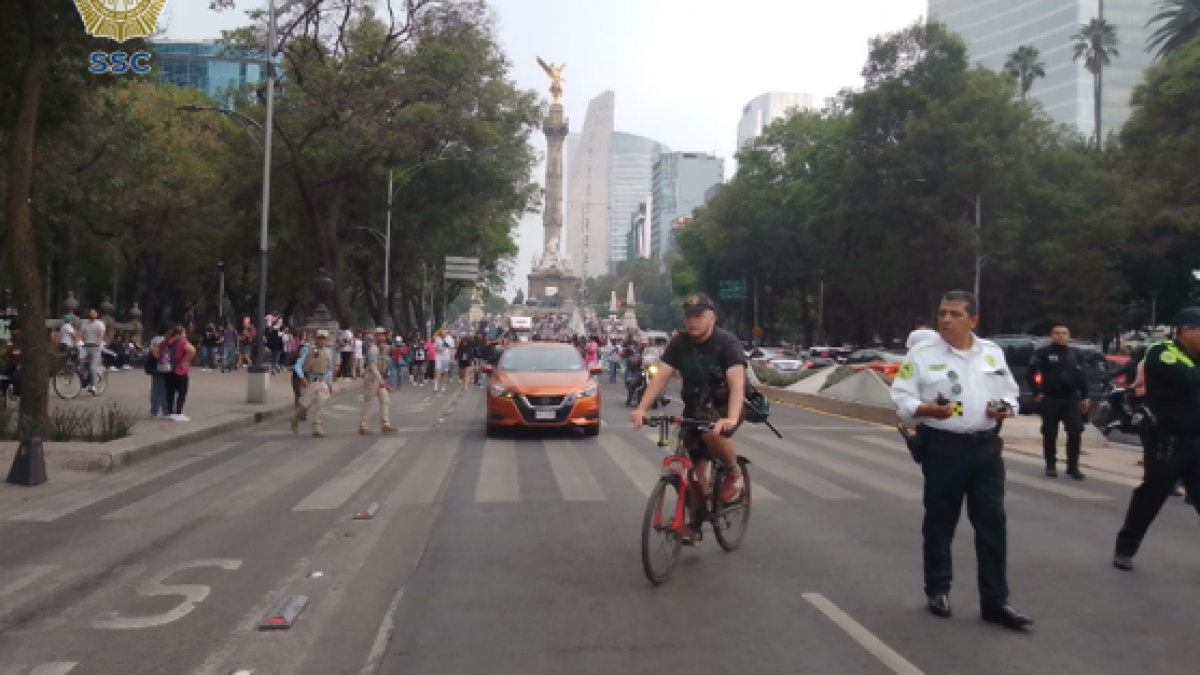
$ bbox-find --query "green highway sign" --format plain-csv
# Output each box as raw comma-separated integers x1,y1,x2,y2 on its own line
718,280,747,300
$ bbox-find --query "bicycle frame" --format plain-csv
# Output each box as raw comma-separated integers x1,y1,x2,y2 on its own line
653,420,694,533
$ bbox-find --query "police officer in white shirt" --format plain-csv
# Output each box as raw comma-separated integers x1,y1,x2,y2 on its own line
890,291,1033,630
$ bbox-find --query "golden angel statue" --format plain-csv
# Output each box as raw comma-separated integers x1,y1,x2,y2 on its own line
537,57,568,103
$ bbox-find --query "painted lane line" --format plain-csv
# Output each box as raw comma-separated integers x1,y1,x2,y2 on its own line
103,443,288,520
3,442,241,522
803,593,925,675
544,440,606,501
610,434,779,500
206,440,350,516
854,436,1113,500
394,444,457,505
358,589,404,675
0,565,59,599
292,439,406,511
738,446,861,500
30,666,79,675
753,436,921,500
476,440,520,502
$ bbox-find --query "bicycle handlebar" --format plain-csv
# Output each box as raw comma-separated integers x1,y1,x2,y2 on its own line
645,415,713,430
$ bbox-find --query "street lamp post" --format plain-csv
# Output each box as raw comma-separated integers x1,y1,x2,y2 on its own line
217,261,225,326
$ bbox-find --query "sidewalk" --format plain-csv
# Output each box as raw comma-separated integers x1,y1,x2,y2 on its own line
0,368,355,474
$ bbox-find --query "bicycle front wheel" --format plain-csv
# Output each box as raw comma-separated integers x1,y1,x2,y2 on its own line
712,462,752,552
641,477,683,585
53,369,82,399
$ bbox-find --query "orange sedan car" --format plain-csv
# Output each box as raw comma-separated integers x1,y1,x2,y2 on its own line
482,342,602,437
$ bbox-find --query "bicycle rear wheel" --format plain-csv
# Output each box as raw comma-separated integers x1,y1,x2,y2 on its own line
53,369,82,399
712,462,752,552
641,477,683,585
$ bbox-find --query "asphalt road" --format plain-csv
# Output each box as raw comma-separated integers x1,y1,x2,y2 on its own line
2,377,1199,675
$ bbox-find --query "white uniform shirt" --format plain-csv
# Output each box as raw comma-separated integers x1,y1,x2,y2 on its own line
890,333,1020,433
905,328,940,349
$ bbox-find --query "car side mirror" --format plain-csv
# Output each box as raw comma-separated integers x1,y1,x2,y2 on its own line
482,364,494,374
589,364,603,375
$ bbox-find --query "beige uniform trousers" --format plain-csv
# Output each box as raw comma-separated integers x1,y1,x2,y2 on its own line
360,370,390,428
296,379,331,432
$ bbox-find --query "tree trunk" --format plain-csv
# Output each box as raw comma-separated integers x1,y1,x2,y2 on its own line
6,34,53,421
1094,68,1103,151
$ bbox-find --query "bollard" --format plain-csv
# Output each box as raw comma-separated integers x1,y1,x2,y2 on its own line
7,437,48,486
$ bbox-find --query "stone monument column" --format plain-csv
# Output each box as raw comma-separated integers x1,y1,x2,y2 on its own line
543,104,569,254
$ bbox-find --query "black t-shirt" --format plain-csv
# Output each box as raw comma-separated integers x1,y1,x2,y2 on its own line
202,330,218,347
661,327,746,414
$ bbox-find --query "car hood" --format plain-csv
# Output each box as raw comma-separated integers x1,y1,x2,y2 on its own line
496,371,591,395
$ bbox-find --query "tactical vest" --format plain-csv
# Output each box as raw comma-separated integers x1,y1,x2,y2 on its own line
303,346,331,377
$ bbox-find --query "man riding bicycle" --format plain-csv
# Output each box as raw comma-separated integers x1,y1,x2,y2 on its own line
631,293,746,545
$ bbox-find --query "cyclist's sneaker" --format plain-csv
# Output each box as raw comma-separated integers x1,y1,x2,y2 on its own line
718,471,744,503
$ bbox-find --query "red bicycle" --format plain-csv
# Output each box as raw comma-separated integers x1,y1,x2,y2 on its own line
640,415,753,585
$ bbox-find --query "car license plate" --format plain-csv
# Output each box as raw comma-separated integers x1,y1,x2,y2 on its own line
535,410,556,420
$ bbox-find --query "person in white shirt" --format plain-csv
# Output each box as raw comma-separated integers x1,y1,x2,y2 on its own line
80,308,106,392
905,317,940,349
890,290,1031,630
58,317,76,353
353,334,364,378
434,331,455,392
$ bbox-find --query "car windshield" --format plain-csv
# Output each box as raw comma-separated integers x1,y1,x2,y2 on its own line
500,347,584,372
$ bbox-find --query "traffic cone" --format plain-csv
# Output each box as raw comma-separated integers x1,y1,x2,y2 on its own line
7,437,48,486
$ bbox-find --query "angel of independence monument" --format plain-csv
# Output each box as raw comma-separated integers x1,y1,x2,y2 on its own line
525,58,580,314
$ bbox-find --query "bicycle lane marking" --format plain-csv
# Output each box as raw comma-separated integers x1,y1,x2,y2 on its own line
803,593,926,675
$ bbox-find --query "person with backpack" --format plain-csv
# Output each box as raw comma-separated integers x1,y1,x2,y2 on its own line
1028,325,1090,480
153,325,197,422
145,324,170,417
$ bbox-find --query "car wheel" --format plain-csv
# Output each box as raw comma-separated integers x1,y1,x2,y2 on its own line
583,423,600,437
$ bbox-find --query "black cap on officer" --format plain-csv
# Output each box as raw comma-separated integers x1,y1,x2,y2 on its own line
1173,307,1200,328
682,293,715,313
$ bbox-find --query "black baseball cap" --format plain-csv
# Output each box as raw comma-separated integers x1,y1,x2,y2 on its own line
682,293,715,313
1173,307,1200,328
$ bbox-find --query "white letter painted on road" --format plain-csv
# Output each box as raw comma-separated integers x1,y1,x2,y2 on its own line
91,559,242,630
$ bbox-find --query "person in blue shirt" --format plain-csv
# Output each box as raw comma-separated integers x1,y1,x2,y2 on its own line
292,330,335,437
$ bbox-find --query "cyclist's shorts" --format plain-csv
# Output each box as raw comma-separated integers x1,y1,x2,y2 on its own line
682,406,743,463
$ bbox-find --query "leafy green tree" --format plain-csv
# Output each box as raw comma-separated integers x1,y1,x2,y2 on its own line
1072,18,1120,150
1004,45,1047,100
1146,0,1200,61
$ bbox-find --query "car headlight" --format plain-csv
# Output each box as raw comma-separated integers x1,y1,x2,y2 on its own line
575,383,598,398
489,383,512,398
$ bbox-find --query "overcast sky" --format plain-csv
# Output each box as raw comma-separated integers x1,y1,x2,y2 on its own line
164,0,927,297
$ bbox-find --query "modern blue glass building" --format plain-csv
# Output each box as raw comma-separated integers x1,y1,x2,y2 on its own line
152,40,266,102
608,132,669,274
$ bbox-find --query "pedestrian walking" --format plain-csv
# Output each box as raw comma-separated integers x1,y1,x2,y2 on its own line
220,322,238,372
338,327,354,380
353,331,365,378
359,327,398,435
1113,308,1200,570
292,330,335,437
200,323,218,371
456,334,474,389
890,290,1032,629
146,324,169,418
154,325,196,422
80,308,106,393
605,338,622,383
1027,325,1089,479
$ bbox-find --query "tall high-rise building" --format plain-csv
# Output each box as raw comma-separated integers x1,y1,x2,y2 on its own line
626,203,648,265
737,92,816,149
565,92,615,280
650,152,725,267
929,0,1156,141
608,132,669,274
153,40,267,102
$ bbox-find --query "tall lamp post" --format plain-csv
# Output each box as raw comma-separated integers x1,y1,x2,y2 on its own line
217,261,225,326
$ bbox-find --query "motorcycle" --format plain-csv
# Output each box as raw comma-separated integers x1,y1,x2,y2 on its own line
625,359,671,409
1090,380,1148,436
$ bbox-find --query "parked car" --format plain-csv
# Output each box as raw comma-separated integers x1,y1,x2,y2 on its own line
846,348,905,365
749,348,805,372
987,334,1113,413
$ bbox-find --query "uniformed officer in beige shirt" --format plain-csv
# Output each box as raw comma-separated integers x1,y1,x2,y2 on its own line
359,327,398,435
292,330,335,437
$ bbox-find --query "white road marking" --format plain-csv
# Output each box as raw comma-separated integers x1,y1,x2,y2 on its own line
206,440,349,516
394,443,457,505
620,433,781,500
753,436,921,500
103,443,287,520
292,440,406,511
3,442,241,522
30,664,79,675
544,441,606,501
803,593,925,675
0,565,58,599
92,559,242,630
739,446,861,499
476,440,519,502
358,589,404,675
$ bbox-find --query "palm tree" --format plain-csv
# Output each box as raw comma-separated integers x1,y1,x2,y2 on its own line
1004,45,1047,101
1146,0,1200,60
1072,18,1120,150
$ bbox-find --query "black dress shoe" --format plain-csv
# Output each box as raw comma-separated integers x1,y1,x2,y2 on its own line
1113,554,1134,571
927,594,952,618
1067,468,1085,480
1045,468,1058,478
981,604,1033,629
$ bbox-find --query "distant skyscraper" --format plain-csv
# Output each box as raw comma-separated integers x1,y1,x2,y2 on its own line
565,91,615,280
650,152,724,268
737,92,816,148
929,0,1156,141
153,40,266,102
626,203,647,265
608,132,669,274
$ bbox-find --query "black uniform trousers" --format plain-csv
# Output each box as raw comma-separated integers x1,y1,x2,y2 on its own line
920,431,1009,606
1040,394,1084,470
1115,433,1200,557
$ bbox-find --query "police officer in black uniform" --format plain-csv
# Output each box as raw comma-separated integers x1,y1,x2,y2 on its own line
1027,325,1089,479
1113,308,1200,570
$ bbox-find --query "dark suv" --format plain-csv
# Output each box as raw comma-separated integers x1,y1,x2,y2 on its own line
987,334,1113,413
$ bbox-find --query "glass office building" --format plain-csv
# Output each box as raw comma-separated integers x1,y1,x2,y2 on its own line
153,40,266,102
929,0,1156,141
608,132,669,274
650,152,724,269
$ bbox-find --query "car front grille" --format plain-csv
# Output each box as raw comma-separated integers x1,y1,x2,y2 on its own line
515,396,572,424
524,395,565,407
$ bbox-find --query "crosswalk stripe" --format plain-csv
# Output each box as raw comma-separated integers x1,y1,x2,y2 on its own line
2,442,242,522
0,565,59,599
544,441,606,501
30,665,78,675
292,440,406,511
102,443,288,520
853,436,1112,500
739,446,862,499
476,440,520,502
394,443,457,505
609,434,780,500
206,440,350,516
751,436,920,500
